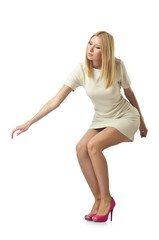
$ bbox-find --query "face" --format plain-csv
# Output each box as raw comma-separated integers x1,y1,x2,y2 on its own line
87,36,102,63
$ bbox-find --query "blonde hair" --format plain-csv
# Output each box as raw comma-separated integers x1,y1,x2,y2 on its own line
85,31,116,89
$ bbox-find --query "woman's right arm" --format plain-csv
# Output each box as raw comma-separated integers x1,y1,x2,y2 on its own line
11,85,73,138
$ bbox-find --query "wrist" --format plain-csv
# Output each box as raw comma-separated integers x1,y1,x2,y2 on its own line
27,120,32,127
140,116,146,126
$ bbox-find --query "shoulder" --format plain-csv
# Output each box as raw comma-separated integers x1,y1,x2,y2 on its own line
79,61,85,72
71,61,85,74
115,58,122,76
68,61,85,83
67,62,85,79
77,61,86,79
115,58,127,74
115,57,123,67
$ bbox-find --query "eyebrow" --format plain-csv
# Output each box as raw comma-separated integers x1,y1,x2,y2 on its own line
89,40,101,47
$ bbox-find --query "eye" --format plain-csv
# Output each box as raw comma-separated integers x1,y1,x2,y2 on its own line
96,46,101,49
88,41,92,45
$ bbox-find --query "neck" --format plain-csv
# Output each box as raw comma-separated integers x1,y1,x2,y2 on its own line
92,60,102,69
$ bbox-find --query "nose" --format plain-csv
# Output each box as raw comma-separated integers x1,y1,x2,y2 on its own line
89,45,94,52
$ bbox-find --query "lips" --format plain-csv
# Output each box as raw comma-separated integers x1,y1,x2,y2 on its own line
88,53,93,57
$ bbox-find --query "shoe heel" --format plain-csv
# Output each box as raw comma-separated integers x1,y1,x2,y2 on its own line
110,209,113,221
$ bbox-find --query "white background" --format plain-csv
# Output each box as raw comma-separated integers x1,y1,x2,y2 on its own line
0,0,159,239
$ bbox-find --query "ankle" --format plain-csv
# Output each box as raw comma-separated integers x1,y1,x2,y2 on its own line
100,195,112,202
94,196,101,201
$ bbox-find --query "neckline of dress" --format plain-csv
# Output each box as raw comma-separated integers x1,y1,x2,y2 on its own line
93,68,101,72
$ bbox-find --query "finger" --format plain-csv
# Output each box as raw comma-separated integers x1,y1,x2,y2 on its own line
11,128,18,139
144,132,147,137
141,131,147,138
16,130,24,136
11,133,13,139
140,130,145,138
12,126,22,138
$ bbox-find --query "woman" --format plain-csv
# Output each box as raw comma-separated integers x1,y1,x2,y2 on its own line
11,31,148,222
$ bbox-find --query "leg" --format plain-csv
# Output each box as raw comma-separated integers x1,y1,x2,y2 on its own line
76,129,101,217
76,129,101,200
87,127,128,218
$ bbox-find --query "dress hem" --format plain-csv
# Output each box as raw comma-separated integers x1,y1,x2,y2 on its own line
89,125,134,142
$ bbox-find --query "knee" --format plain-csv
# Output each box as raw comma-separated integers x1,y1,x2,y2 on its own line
87,140,101,156
76,142,88,158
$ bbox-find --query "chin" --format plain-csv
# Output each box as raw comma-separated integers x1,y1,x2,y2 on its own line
87,55,93,60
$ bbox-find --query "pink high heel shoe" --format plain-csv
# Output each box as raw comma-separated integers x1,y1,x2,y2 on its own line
84,213,96,221
92,198,116,222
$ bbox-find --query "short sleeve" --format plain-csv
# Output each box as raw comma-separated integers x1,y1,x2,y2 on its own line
64,63,84,91
120,60,131,89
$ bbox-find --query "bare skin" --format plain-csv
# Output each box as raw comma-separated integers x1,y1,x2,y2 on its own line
11,85,72,138
76,127,129,220
76,129,102,216
12,35,148,221
87,36,102,69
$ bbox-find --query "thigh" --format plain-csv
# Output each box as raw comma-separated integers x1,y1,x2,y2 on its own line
88,127,129,151
76,129,99,148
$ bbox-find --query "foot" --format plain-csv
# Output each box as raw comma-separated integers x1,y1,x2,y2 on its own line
85,199,101,220
92,197,112,221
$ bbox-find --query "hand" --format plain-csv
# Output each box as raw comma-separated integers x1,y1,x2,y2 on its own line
11,121,31,139
139,118,148,138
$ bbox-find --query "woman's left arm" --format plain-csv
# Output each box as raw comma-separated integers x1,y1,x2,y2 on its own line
124,87,148,138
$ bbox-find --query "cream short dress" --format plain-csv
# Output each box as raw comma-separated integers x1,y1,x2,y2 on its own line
64,58,140,142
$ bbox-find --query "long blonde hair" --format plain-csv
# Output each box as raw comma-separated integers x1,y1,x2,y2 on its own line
85,31,116,89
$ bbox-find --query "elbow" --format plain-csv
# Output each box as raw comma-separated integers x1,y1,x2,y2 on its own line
124,88,135,102
49,97,60,110
126,94,135,105
56,101,61,108
54,100,61,109
125,93,131,101
125,94,133,103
